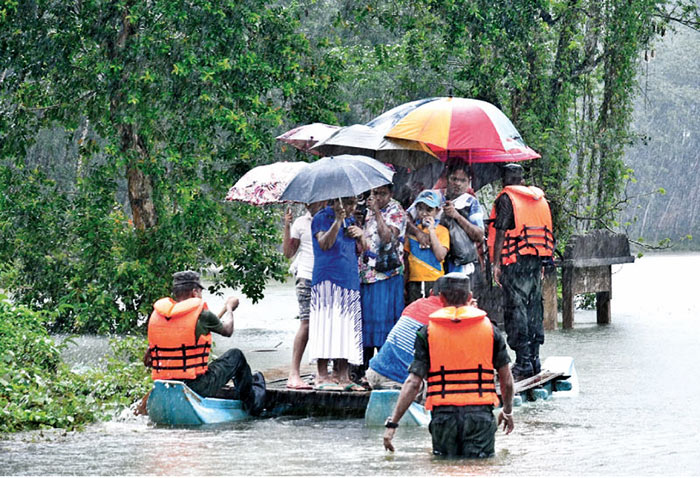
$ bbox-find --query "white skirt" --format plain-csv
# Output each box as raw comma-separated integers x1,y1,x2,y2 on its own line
308,280,363,365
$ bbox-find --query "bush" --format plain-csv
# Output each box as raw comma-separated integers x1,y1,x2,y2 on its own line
0,296,151,433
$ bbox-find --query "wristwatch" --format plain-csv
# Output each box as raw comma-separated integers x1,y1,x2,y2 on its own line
384,417,399,429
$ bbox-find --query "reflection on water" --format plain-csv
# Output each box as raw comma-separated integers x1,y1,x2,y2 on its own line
2,254,700,475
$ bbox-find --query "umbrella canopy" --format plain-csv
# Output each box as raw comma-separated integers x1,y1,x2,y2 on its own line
310,124,437,170
280,154,394,204
275,123,341,154
382,97,540,162
224,161,309,205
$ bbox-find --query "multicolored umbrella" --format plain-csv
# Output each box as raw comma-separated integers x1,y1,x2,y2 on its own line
379,97,540,163
280,155,394,204
275,123,341,154
310,124,437,170
224,162,309,205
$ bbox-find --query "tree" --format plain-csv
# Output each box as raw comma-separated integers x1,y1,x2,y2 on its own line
0,0,346,332
329,0,698,245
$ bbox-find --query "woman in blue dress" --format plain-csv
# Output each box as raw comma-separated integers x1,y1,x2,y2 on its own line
309,196,367,390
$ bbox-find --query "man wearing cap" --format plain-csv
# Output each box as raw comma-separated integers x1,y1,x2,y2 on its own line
487,164,555,381
404,190,450,304
383,273,514,457
144,270,265,415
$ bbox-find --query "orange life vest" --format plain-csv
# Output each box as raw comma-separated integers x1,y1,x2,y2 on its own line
147,297,212,380
487,185,555,266
425,306,499,410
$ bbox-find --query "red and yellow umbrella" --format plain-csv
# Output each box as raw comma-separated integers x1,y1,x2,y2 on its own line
381,97,540,163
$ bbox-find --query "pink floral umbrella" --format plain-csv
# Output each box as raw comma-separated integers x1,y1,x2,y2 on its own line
225,162,309,205
276,123,341,154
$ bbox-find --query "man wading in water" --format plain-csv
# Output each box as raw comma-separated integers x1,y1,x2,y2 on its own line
383,273,514,458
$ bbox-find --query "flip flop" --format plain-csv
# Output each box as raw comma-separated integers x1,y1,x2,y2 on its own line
314,383,344,391
286,382,313,390
343,383,367,392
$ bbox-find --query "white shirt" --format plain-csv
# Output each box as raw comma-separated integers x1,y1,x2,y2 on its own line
290,212,314,280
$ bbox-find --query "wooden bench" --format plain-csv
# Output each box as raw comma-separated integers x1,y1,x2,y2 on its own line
558,230,635,329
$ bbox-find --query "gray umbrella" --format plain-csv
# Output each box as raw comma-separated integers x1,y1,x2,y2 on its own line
280,154,394,204
310,124,437,170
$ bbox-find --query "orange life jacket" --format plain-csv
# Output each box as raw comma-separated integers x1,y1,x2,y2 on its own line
487,185,555,266
147,297,212,380
425,306,499,410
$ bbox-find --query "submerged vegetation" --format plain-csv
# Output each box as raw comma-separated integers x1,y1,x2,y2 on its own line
0,296,150,433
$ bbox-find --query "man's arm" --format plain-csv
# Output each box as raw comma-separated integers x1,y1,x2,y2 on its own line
493,228,506,286
496,363,514,434
283,209,300,258
217,296,240,337
383,372,423,452
443,202,484,243
406,220,430,247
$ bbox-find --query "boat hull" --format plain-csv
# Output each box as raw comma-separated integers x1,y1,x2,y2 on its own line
364,390,431,427
147,380,250,426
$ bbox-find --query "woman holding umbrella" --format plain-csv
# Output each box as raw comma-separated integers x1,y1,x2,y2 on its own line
309,196,368,390
280,154,396,390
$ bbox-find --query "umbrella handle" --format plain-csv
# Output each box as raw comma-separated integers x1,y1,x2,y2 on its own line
338,197,346,228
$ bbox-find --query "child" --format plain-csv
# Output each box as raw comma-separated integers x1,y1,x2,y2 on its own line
404,190,450,305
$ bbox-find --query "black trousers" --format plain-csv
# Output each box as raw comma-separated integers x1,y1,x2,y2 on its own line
184,348,254,409
501,256,545,352
429,405,497,458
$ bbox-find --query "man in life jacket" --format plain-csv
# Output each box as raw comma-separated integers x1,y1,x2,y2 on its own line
144,270,266,415
383,273,514,458
487,163,555,381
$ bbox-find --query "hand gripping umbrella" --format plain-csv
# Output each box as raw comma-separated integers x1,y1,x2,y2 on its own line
280,154,394,204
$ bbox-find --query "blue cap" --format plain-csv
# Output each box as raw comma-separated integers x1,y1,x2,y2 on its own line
414,190,441,208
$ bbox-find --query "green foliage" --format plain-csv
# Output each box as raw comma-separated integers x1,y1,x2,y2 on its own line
1,0,697,338
0,0,347,333
329,0,697,249
0,296,151,433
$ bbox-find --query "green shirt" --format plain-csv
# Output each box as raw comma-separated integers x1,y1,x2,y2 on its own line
195,309,225,341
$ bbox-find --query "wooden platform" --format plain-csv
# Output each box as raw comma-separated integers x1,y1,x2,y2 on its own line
211,374,371,418
265,378,371,418
206,357,577,418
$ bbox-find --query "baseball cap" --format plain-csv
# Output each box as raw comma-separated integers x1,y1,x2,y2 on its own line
414,190,441,209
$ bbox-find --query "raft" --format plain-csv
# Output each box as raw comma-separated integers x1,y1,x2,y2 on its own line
147,380,250,426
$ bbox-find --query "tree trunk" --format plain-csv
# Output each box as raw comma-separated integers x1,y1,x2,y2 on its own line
110,5,157,232
120,124,158,231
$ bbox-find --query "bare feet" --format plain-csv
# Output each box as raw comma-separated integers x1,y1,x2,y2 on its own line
286,376,312,390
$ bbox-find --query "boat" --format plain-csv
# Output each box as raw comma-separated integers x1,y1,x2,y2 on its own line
364,389,431,427
147,380,250,426
514,355,579,402
363,356,578,426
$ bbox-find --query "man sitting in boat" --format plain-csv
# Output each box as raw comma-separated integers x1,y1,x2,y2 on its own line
144,270,265,415
383,272,514,458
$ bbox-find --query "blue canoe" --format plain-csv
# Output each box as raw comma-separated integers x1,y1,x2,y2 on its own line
364,389,431,427
363,356,579,425
147,380,250,426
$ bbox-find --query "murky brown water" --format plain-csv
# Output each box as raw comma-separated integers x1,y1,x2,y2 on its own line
2,253,699,475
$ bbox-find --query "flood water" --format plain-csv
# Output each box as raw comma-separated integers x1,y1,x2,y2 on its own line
2,253,699,476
